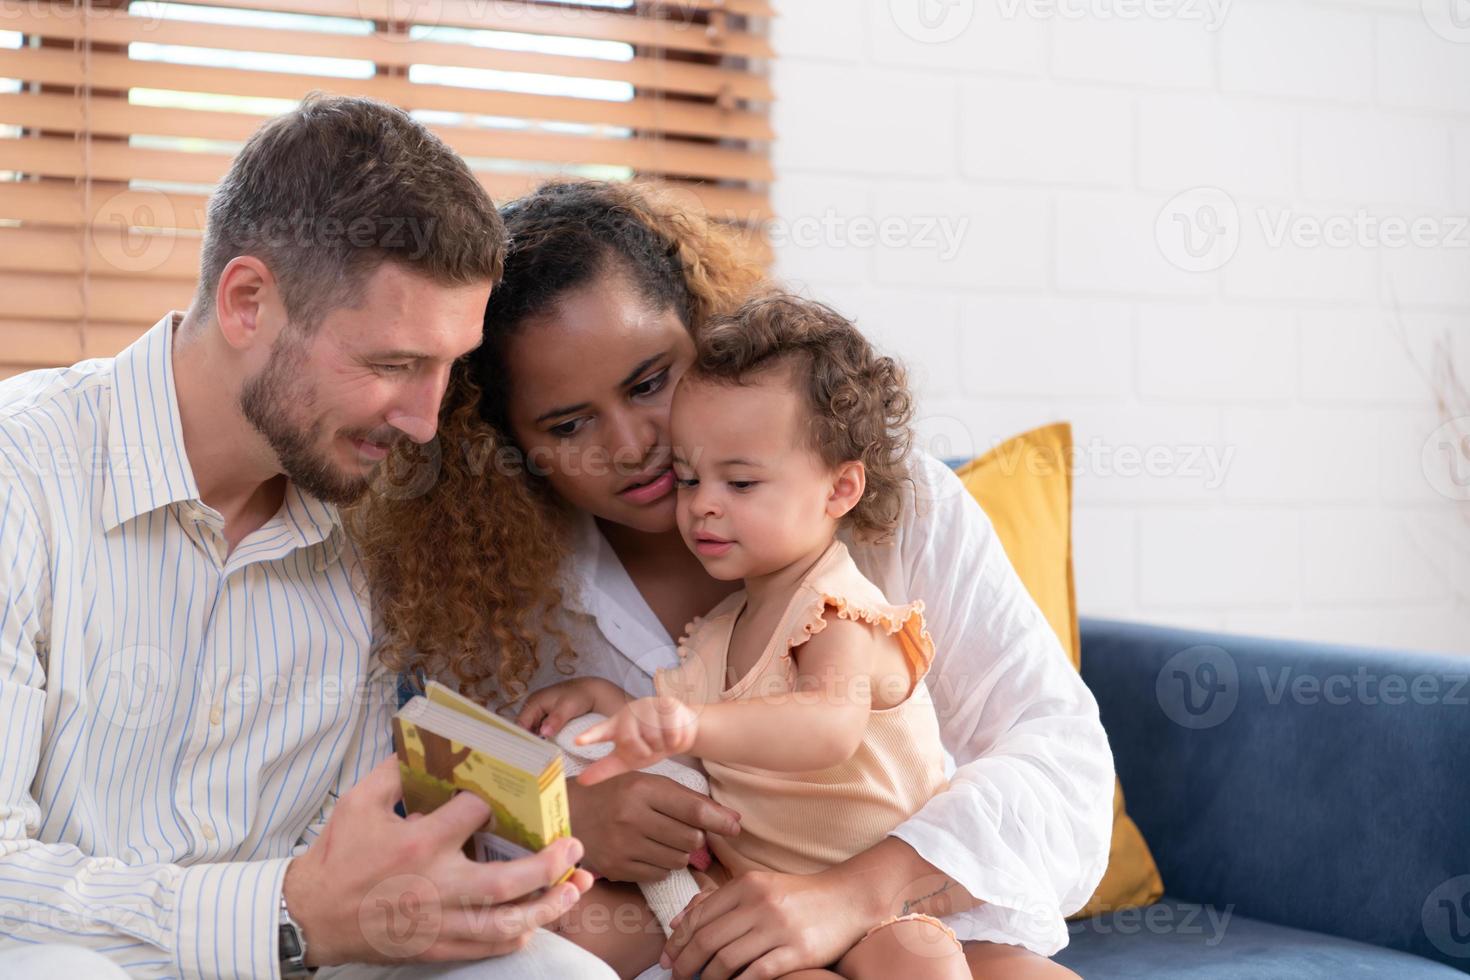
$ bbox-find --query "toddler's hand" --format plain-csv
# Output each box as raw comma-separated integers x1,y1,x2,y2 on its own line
572,697,700,785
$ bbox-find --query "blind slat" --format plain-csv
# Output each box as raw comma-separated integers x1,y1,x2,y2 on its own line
5,9,773,102
0,271,195,322
631,0,773,15
0,48,773,141
10,222,791,285
1,320,145,364
0,226,202,281
175,0,774,58
0,92,773,183
0,178,772,229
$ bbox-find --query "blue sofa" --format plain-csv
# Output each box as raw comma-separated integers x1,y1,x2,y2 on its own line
1057,618,1470,977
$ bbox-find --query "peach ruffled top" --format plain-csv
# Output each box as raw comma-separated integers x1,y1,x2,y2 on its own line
654,538,950,877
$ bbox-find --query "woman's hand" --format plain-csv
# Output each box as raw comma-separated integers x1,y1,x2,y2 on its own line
516,677,629,737
565,772,741,883
659,868,871,980
661,836,979,979
572,696,700,785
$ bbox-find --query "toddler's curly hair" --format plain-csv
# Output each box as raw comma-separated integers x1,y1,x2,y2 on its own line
687,291,916,543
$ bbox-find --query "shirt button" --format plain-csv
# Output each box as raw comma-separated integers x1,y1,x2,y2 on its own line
209,706,223,726
200,823,216,842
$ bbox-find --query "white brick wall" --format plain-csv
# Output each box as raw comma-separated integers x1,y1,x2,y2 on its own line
769,0,1470,655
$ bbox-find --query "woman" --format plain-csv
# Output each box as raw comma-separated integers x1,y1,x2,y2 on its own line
355,181,1113,980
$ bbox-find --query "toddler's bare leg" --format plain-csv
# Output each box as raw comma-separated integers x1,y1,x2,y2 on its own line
546,879,664,980
836,914,969,980
962,940,1083,978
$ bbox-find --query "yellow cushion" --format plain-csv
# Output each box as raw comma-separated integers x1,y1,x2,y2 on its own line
954,421,1164,919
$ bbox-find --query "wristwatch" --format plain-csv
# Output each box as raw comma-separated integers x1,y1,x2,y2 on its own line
279,886,317,979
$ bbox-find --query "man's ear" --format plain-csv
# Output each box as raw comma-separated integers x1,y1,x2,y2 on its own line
825,460,866,521
214,255,281,353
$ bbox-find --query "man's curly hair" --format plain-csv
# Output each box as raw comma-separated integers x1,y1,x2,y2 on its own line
687,292,916,544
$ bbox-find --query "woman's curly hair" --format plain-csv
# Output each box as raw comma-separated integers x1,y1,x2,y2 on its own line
688,292,917,544
348,179,763,703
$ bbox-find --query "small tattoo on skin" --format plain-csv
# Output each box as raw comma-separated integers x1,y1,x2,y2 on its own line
901,879,953,916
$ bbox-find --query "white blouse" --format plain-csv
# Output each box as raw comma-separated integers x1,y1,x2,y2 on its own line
516,451,1115,957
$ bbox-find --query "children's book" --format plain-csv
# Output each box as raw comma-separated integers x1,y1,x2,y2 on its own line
393,681,572,881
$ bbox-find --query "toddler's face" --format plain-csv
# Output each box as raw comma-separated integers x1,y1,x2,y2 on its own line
670,366,846,581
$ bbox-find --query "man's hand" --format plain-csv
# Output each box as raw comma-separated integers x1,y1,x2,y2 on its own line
566,772,741,883
516,677,630,738
573,697,700,785
282,758,594,966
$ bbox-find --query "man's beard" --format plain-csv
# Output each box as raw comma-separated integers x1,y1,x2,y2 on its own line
239,331,375,507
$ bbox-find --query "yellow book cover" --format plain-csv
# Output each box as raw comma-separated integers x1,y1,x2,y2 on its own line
393,684,573,882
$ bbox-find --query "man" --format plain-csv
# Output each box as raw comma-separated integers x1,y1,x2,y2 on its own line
0,95,607,979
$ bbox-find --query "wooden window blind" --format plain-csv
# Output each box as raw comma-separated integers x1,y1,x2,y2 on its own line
0,0,772,378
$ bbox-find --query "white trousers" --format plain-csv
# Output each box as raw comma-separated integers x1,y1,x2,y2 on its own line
0,929,618,979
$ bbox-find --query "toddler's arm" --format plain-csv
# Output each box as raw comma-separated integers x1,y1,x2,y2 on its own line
576,615,878,781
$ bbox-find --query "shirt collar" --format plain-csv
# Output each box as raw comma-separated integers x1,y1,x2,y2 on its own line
101,311,344,548
560,509,608,616
559,510,683,675
102,311,200,531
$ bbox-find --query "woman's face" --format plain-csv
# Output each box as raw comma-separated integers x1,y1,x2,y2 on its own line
503,271,695,533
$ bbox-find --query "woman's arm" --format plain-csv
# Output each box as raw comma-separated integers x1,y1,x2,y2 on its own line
872,451,1116,953
516,676,631,736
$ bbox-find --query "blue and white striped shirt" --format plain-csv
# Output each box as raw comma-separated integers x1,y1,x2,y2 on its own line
0,313,395,978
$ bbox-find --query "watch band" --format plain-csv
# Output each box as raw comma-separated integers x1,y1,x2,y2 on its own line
279,884,316,978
